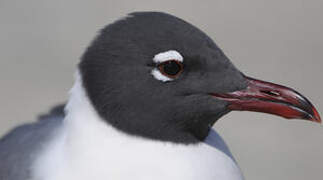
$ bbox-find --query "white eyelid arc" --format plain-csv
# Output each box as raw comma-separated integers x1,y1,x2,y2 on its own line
153,50,183,64
151,68,173,82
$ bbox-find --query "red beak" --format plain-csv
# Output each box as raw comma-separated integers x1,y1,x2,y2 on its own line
211,76,321,123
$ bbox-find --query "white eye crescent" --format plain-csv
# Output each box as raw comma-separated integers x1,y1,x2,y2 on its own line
151,50,184,82
151,69,173,82
153,50,183,64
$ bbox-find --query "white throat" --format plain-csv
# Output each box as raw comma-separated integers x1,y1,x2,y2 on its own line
31,70,244,180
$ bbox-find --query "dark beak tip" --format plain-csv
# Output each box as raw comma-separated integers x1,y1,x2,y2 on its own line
311,107,322,123
212,75,322,124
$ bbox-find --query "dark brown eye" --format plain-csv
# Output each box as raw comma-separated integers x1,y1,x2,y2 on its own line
158,60,183,78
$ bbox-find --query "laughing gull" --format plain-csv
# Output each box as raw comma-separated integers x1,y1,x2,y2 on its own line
0,12,321,180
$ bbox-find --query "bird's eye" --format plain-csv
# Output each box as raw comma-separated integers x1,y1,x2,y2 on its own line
158,60,183,78
151,50,184,82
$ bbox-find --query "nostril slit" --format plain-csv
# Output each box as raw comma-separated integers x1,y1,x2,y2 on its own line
261,90,280,96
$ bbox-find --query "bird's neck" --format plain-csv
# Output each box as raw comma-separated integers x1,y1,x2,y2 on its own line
63,71,132,147
32,71,242,180
63,71,231,149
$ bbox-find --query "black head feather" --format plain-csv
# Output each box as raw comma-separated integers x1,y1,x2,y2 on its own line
79,12,247,144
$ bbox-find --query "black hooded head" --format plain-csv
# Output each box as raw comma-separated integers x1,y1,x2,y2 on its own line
79,12,248,144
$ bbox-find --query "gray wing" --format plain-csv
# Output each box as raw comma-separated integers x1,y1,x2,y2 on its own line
0,104,65,180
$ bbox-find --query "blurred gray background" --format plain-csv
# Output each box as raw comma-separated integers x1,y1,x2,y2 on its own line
0,0,322,179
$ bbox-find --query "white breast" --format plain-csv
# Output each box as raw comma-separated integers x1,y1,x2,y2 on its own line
31,72,244,180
